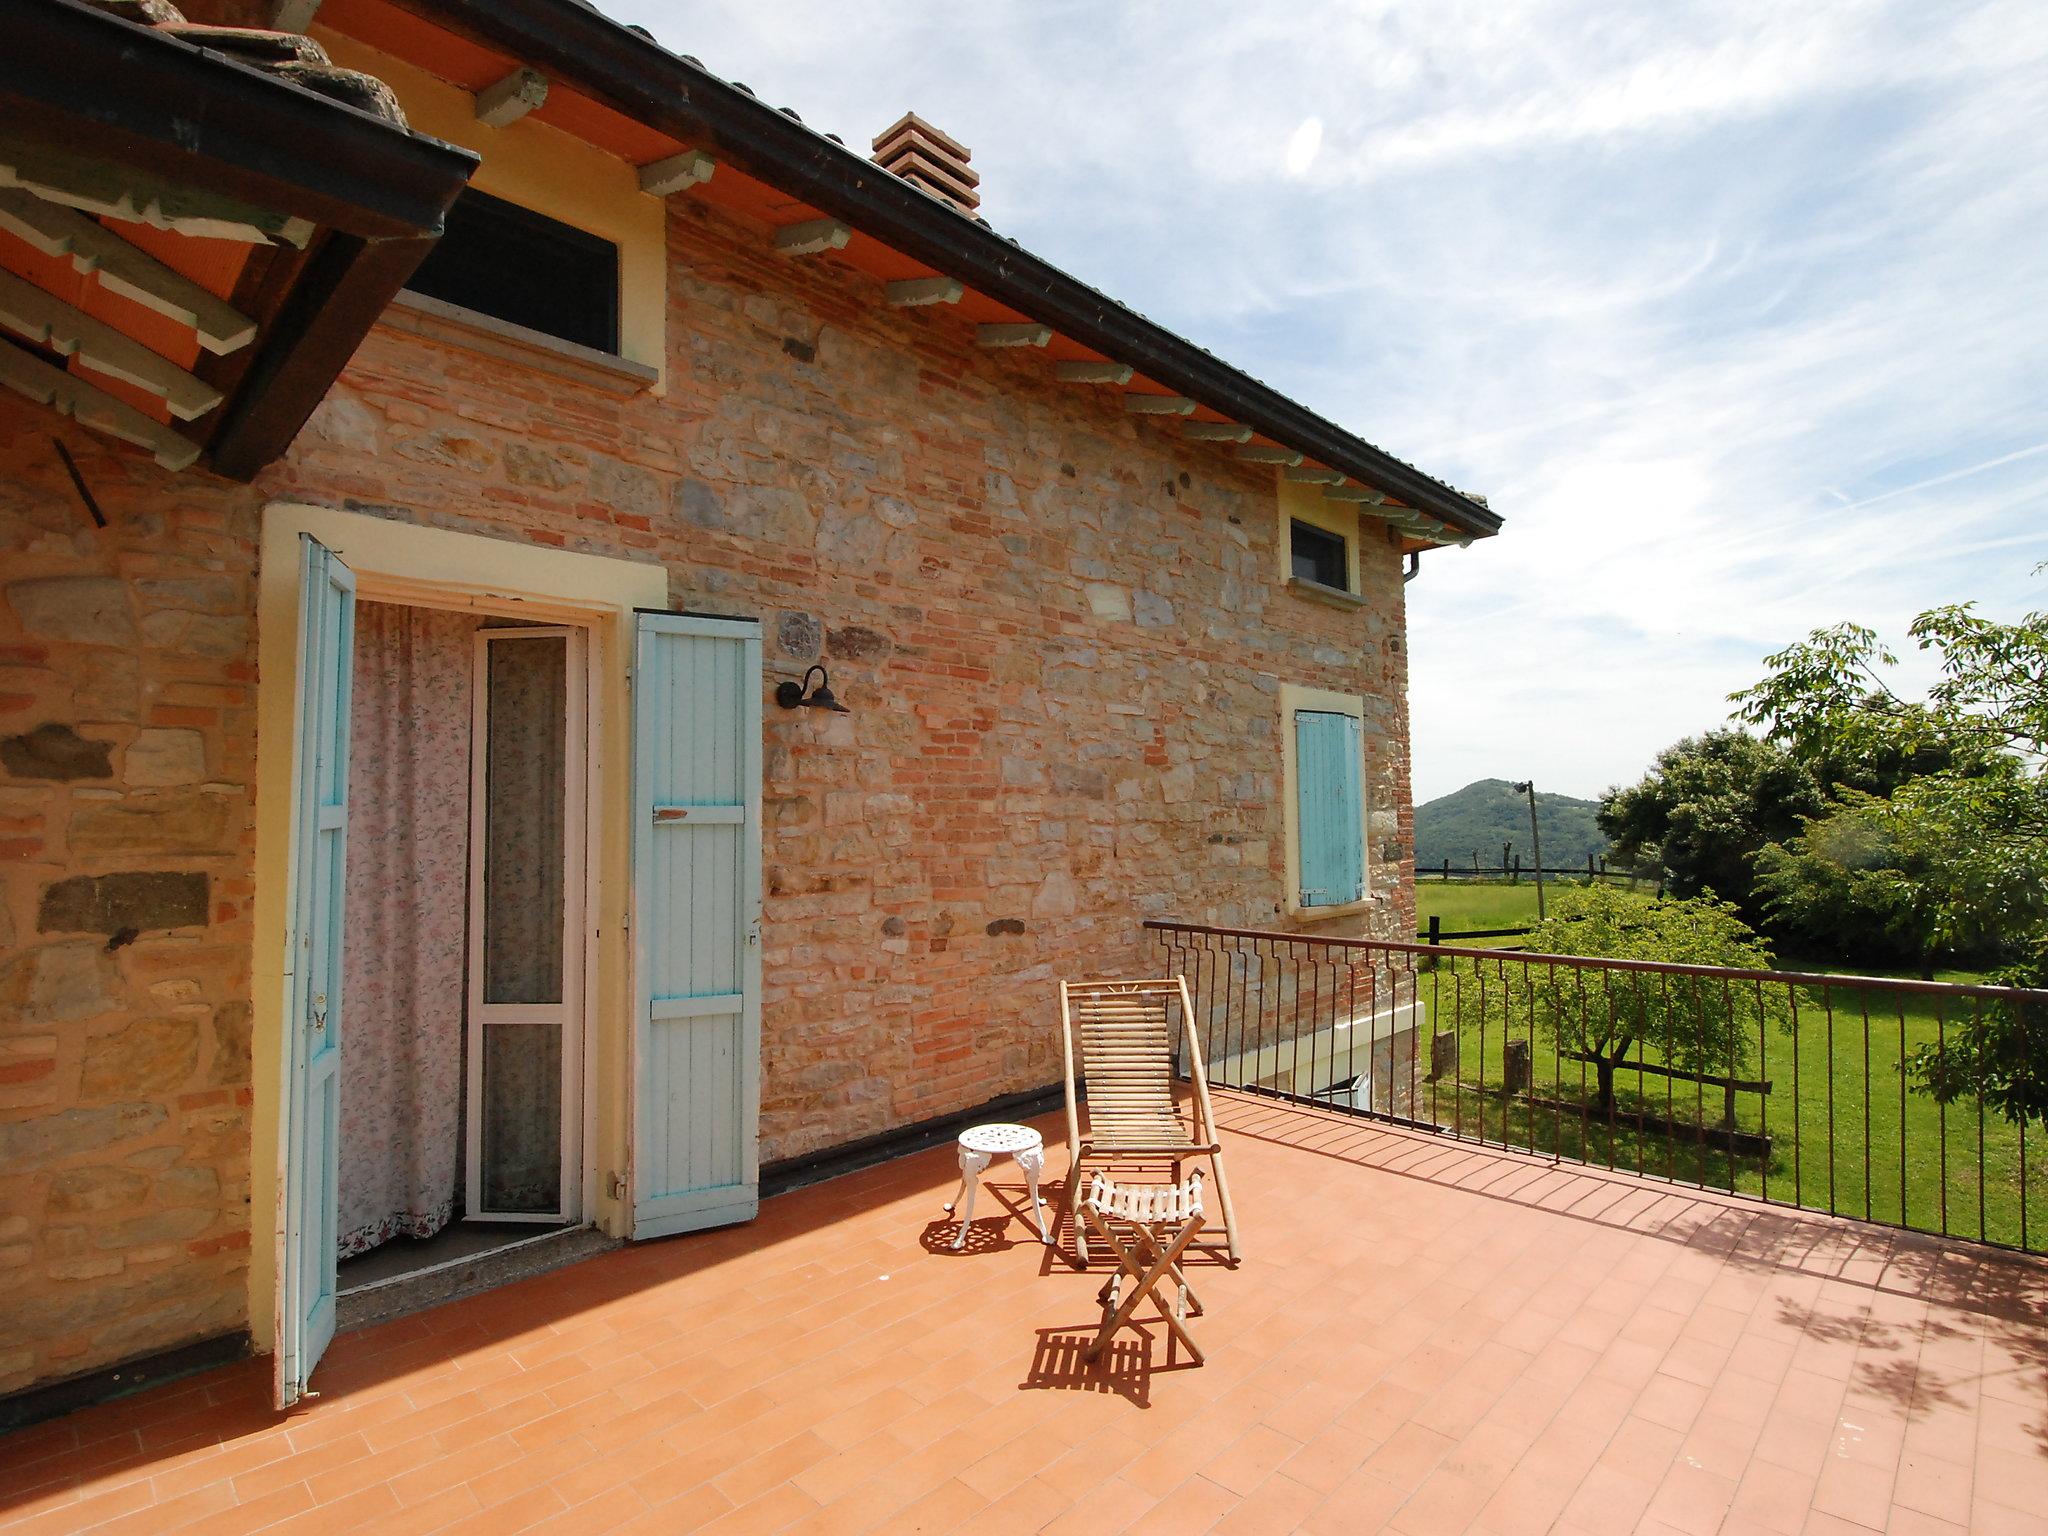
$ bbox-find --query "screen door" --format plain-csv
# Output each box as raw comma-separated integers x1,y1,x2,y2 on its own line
464,625,586,1222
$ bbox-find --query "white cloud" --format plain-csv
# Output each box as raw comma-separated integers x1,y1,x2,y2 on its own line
612,0,2048,802
1283,117,1323,178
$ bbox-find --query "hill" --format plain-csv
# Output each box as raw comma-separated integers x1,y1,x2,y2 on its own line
1415,779,1609,872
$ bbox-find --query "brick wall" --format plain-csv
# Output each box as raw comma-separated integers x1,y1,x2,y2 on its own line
0,187,1417,1395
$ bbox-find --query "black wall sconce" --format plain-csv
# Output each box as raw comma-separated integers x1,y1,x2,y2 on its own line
775,664,850,713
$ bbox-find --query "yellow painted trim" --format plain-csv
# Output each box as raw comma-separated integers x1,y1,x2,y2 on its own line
249,503,666,1356
1275,476,1362,594
1278,682,1372,921
312,28,667,390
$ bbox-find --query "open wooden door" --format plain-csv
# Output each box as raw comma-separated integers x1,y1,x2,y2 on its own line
630,613,762,1239
276,534,355,1407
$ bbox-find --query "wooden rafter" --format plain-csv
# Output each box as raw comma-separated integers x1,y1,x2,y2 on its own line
0,270,222,419
0,342,198,470
0,139,312,248
0,189,255,353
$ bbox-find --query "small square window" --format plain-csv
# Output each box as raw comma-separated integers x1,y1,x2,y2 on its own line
1290,520,1350,591
405,188,621,354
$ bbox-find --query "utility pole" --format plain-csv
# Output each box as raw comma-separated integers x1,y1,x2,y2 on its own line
1511,780,1545,921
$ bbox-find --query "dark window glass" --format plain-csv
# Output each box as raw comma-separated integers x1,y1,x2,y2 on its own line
405,188,620,353
1290,520,1350,590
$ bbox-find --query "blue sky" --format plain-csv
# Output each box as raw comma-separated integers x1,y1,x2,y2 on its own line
619,0,2048,803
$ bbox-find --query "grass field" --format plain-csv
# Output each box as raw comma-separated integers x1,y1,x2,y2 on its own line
1413,879,1544,939
1391,881,2043,1250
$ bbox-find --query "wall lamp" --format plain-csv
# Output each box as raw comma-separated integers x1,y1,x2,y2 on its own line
775,664,850,713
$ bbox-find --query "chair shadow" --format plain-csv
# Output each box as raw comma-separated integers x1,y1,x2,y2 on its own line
918,1180,1052,1256
1019,1323,1201,1408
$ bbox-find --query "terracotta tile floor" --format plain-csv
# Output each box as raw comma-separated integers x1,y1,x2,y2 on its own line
7,1095,2048,1535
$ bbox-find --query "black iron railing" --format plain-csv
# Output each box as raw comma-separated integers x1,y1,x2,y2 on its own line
1147,920,2048,1255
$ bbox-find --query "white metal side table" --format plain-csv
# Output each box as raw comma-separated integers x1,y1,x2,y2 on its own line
944,1123,1050,1250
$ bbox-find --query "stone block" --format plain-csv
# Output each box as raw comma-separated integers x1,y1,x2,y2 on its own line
1,723,113,781
776,612,821,660
208,1002,251,1087
38,871,209,936
0,1103,167,1168
826,625,889,661
0,940,118,1026
124,728,207,787
46,1166,152,1215
6,578,136,646
80,1017,201,1098
1084,583,1131,621
93,1207,214,1250
68,792,230,856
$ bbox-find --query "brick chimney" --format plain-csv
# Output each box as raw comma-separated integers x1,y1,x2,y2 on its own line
871,112,979,216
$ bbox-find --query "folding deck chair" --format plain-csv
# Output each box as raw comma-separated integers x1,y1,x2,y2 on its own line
1057,976,1240,1264
1079,1168,1208,1365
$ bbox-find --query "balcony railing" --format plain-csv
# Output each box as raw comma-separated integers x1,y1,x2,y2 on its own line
1146,919,2048,1255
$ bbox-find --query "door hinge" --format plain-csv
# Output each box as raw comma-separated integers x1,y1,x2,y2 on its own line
608,1171,626,1201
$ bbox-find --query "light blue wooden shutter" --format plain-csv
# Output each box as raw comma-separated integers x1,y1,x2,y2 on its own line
278,534,354,1406
1295,710,1364,907
631,613,763,1239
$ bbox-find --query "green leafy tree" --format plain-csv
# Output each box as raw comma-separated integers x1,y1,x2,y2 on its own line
1906,940,2048,1128
1472,886,1777,1111
1733,598,2048,1122
1597,729,1822,917
1755,768,2048,976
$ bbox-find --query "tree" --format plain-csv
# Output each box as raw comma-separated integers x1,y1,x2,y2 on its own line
1597,729,1822,917
1732,602,2048,855
1755,768,2048,976
1502,886,1777,1112
1734,598,2048,1123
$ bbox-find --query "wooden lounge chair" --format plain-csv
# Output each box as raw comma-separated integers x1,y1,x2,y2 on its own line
1057,976,1240,1264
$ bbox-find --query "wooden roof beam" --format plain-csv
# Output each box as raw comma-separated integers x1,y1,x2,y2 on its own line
0,189,255,353
977,322,1051,348
0,342,198,470
0,271,222,420
1125,395,1196,416
476,67,548,128
774,218,850,256
1054,359,1132,383
1284,465,1346,485
1236,443,1304,466
885,275,962,307
638,148,715,196
1323,483,1385,503
1182,421,1252,442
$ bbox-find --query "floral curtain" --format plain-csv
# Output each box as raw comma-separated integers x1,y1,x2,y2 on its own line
337,602,478,1258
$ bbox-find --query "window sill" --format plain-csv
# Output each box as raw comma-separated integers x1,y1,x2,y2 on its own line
1286,577,1368,610
378,290,657,397
1286,898,1376,924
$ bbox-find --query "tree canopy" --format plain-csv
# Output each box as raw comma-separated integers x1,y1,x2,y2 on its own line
1596,729,1821,918
1732,597,2048,1123
1505,886,1777,1111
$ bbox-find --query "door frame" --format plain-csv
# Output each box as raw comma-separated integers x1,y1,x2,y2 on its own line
251,504,667,1373
464,623,592,1225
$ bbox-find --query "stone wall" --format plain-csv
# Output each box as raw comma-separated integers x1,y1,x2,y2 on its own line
0,185,1417,1395
0,436,260,1397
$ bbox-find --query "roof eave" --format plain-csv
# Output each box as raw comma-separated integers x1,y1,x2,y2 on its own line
2,0,480,243
0,0,480,481
386,0,1504,540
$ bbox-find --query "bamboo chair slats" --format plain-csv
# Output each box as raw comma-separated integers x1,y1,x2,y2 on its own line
1057,976,1240,1263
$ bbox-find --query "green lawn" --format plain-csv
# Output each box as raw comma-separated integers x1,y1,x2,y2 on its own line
1403,953,2045,1251
1412,878,1648,944
1391,880,2046,1250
